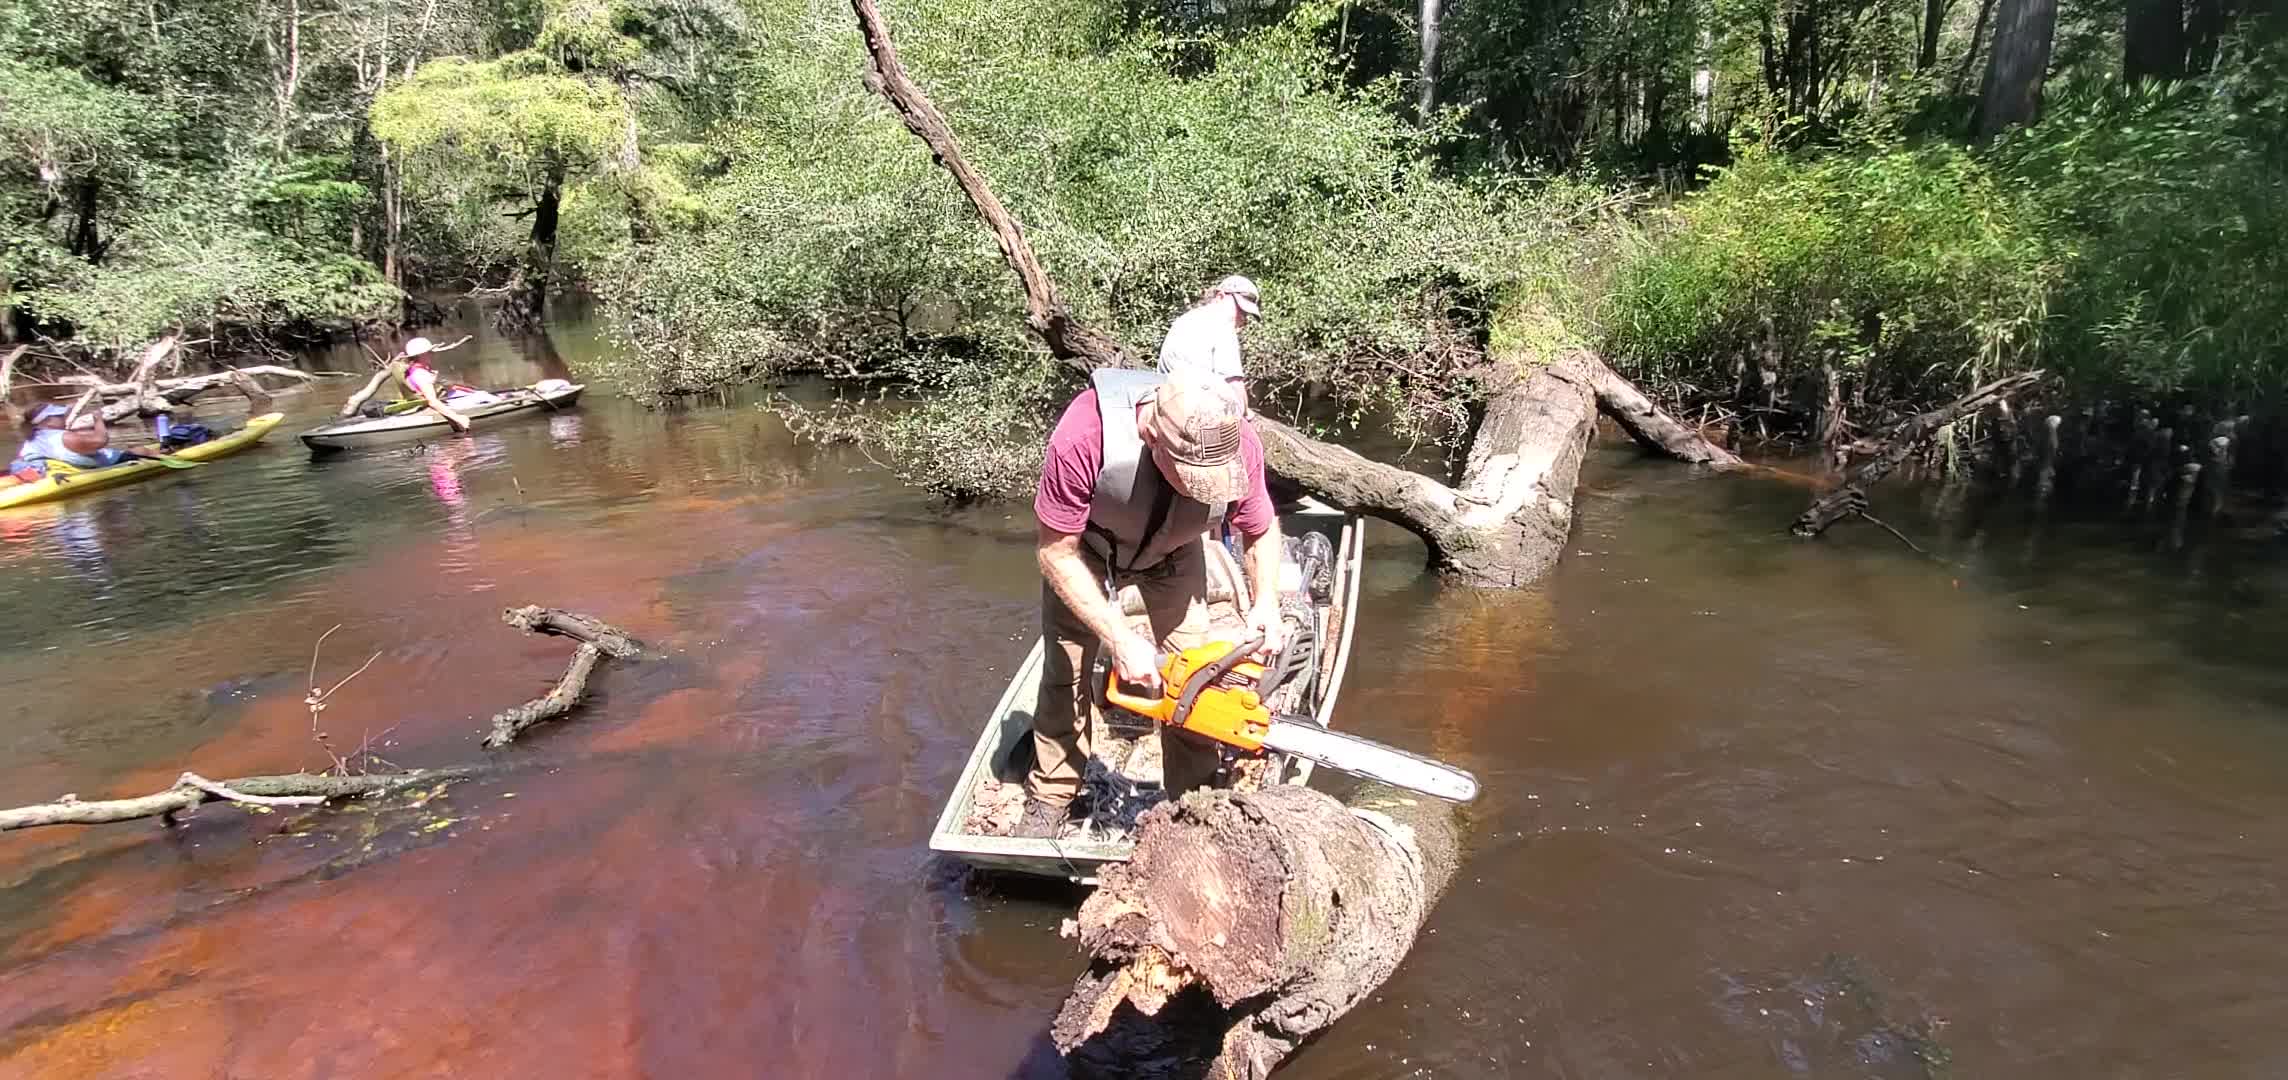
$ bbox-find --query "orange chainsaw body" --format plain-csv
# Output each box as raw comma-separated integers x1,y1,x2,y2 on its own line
1103,639,1275,752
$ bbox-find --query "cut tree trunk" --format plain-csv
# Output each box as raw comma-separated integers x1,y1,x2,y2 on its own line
1051,782,1458,1079
1792,371,2043,536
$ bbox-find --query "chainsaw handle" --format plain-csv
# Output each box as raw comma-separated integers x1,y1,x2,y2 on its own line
1103,663,1169,719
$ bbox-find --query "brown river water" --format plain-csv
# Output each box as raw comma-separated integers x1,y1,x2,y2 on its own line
5,315,2288,1078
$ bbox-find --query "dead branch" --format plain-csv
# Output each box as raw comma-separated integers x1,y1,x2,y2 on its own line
484,643,605,747
0,768,478,832
481,607,641,746
2,607,642,835
501,605,642,659
1792,370,2044,537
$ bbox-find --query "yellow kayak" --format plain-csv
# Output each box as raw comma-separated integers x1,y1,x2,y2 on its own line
0,412,285,510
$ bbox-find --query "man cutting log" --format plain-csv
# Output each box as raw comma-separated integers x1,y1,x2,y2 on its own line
1018,372,1286,839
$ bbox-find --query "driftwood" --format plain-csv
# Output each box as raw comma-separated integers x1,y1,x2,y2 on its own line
1051,783,1458,1078
485,643,606,747
0,768,477,832
54,364,336,397
89,336,182,423
848,0,1737,590
500,605,642,659
482,607,641,747
3,606,640,833
1792,370,2045,537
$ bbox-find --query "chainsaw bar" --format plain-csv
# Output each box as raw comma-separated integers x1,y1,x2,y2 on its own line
1263,720,1480,803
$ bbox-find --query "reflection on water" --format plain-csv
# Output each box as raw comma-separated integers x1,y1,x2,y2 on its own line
4,309,2288,1077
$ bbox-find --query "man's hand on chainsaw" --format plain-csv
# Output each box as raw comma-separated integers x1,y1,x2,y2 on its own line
1246,602,1286,660
1110,630,1163,692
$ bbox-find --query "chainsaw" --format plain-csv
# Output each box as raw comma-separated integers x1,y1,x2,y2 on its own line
1102,633,1480,803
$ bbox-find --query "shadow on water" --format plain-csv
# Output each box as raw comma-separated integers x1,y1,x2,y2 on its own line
4,309,2288,1076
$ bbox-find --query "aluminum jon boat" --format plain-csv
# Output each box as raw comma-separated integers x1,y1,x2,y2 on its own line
929,497,1365,883
297,381,585,452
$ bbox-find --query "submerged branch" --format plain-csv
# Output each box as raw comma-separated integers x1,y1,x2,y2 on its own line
0,768,479,832
1793,370,2044,537
3,606,642,834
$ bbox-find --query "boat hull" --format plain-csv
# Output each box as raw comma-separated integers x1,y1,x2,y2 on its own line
0,413,285,510
298,384,585,452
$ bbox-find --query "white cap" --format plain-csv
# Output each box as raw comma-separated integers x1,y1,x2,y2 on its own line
403,336,435,357
31,404,69,423
1215,275,1262,316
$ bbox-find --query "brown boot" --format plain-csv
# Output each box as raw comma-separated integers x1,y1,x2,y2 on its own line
1013,797,1069,839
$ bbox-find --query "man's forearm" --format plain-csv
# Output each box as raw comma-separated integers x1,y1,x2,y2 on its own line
1242,520,1284,614
1039,536,1131,646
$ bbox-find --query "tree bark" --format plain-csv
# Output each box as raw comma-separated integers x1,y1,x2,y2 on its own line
2125,0,2188,83
521,170,566,324
1976,0,2058,138
1051,783,1458,1079
1418,0,1444,115
2185,0,2228,72
1792,371,2042,536
1258,353,1741,586
1920,0,1949,70
1954,0,1999,94
847,0,1736,592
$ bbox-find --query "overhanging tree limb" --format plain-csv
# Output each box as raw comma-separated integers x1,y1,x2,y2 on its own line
848,0,1740,588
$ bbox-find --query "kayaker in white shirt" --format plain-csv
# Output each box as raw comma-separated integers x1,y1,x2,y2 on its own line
1157,275,1261,395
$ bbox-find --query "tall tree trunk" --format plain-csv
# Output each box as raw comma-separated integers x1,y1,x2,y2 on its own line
1919,0,1948,69
382,151,406,291
68,179,102,262
1953,0,1999,93
1693,25,1715,131
524,170,565,322
2185,0,2229,72
1417,0,1443,115
2125,0,2188,82
1976,0,2057,138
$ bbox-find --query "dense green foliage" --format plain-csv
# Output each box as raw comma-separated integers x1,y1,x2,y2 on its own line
5,0,2285,496
596,0,1568,439
1598,56,2288,433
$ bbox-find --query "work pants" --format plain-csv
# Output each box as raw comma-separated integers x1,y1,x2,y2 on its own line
1028,539,1222,806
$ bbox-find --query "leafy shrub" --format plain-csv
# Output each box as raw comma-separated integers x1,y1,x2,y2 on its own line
1601,140,2056,419
598,0,1569,446
1987,71,2288,404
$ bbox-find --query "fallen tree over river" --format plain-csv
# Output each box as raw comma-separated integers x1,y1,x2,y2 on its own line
848,0,1739,590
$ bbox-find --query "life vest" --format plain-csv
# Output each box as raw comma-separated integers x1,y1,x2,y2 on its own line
1082,368,1227,575
397,359,476,401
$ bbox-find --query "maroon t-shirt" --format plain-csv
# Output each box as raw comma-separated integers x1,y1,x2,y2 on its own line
1035,389,1275,539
